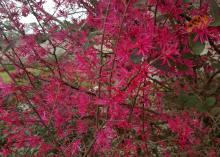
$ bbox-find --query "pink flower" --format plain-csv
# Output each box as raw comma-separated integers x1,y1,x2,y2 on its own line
71,140,81,155
21,6,29,17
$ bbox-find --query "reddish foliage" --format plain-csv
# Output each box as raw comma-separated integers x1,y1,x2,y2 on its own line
0,0,220,156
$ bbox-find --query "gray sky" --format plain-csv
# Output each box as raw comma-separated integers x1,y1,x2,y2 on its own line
20,0,86,24
20,0,56,24
18,0,86,33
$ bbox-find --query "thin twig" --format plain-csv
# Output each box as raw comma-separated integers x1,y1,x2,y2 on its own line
109,0,132,96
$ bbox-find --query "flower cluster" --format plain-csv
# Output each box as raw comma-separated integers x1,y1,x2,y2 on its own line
0,0,220,156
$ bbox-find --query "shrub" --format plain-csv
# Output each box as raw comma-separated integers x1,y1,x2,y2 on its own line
0,0,220,156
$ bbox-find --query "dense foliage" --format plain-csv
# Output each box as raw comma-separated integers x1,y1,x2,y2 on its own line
0,0,220,156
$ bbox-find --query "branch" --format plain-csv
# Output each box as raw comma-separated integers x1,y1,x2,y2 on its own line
109,0,132,96
82,121,106,157
0,60,66,157
208,37,220,55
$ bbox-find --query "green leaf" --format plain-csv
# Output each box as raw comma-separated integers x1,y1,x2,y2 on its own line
212,62,220,69
25,130,31,136
84,40,96,50
88,30,102,40
5,64,15,71
133,0,147,7
3,24,13,30
205,97,216,107
210,0,220,26
187,95,201,106
151,59,170,72
36,34,49,44
195,97,216,112
190,35,205,55
176,64,189,71
177,92,206,111
84,41,91,49
178,92,200,106
210,18,220,26
130,49,142,64
183,52,197,59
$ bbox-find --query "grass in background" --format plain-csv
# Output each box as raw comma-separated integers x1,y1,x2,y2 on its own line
0,72,11,83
